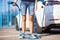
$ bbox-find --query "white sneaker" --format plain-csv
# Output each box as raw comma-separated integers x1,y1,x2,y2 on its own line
29,34,36,39
19,34,25,39
19,36,24,39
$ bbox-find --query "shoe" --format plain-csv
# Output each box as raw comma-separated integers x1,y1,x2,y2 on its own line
29,34,36,39
19,33,25,39
24,34,30,38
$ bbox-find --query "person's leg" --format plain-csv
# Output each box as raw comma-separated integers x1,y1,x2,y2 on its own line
22,15,26,33
28,2,37,38
20,1,27,33
28,2,34,34
29,15,38,38
19,1,27,38
29,15,34,34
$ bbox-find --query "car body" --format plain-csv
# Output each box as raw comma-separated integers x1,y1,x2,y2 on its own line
35,1,60,33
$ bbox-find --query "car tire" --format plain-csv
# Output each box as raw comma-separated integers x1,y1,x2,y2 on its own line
44,26,51,33
36,20,43,33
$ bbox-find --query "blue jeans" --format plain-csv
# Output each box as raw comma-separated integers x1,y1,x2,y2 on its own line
20,1,35,15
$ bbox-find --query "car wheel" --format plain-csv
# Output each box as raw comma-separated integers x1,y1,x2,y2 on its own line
44,26,51,33
36,20,43,33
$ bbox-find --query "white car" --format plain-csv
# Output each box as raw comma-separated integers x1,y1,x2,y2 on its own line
35,1,60,33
